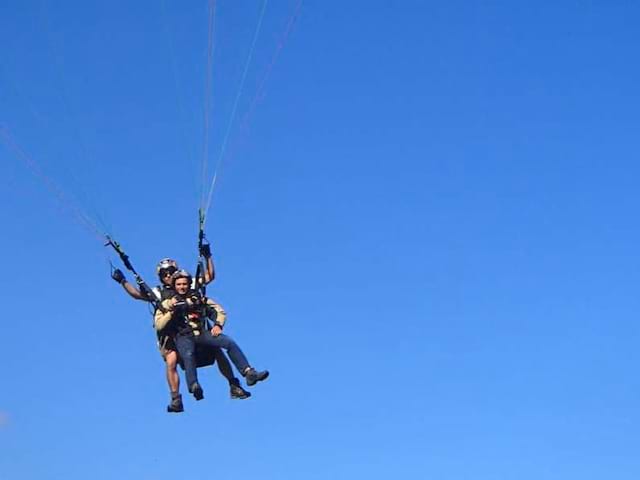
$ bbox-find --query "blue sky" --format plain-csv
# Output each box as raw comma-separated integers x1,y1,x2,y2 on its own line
1,1,639,478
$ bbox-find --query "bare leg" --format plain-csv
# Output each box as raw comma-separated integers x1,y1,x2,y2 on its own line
165,350,180,393
163,349,184,412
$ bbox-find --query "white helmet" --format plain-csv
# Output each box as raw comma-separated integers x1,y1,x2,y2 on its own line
156,258,178,277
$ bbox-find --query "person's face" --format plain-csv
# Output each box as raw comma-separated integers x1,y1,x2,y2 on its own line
160,267,177,286
174,277,190,294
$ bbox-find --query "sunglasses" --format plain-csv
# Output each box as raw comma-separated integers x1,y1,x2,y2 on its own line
160,267,177,277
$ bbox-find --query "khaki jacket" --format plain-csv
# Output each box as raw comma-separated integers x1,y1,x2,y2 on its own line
154,296,227,332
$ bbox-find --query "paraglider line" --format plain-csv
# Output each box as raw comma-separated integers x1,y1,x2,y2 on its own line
201,0,217,212
202,0,269,226
0,126,106,242
219,0,303,182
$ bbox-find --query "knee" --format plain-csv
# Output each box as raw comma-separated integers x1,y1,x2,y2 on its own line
220,335,237,349
165,351,179,369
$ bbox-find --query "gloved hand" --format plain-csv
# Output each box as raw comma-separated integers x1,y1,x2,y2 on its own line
111,268,126,284
199,242,212,259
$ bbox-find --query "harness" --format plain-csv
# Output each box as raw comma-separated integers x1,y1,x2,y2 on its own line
172,291,210,335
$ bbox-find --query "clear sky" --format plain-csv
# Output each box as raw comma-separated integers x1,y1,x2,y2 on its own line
1,1,639,479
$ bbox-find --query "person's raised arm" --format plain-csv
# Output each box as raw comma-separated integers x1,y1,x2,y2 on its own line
111,268,149,301
199,243,216,285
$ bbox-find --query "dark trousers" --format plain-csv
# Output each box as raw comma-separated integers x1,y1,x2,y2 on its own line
174,331,250,388
192,346,238,386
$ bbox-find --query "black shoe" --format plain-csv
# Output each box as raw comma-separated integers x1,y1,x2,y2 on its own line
245,368,269,387
230,384,251,400
167,394,184,413
189,382,204,401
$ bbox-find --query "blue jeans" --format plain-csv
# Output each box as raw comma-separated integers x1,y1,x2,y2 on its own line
174,331,250,388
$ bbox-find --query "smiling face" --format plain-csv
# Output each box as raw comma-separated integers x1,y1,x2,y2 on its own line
174,277,190,295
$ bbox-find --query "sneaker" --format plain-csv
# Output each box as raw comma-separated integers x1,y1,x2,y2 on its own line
167,394,184,413
189,382,204,401
230,384,251,400
245,368,269,387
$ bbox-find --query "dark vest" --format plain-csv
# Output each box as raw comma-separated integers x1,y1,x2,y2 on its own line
169,290,207,337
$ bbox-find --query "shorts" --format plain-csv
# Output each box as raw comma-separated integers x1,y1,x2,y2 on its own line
158,334,177,360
